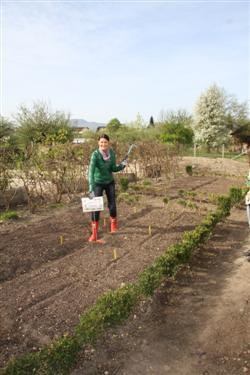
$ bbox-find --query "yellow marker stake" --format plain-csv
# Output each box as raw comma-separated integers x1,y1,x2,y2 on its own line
148,225,152,236
60,235,64,245
113,249,117,260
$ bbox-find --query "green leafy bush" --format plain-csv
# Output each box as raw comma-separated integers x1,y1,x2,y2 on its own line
163,196,169,204
185,191,196,198
117,192,139,205
229,187,244,205
4,352,41,375
185,165,193,176
217,195,231,217
39,336,80,375
178,189,185,197
75,284,139,345
138,264,163,296
208,193,217,203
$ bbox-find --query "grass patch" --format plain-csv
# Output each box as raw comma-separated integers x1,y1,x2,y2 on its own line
0,210,18,221
182,147,248,161
142,179,152,186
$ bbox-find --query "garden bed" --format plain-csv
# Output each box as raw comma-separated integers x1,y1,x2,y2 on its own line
0,158,247,370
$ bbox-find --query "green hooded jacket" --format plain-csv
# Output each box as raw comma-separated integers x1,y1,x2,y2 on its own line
88,148,124,192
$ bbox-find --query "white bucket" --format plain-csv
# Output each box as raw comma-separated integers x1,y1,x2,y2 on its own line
81,196,104,212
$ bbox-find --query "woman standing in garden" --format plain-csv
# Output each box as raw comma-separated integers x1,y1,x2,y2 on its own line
88,134,127,242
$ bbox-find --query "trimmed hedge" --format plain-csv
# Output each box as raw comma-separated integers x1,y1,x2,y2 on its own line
3,187,244,375
75,284,139,345
4,337,80,375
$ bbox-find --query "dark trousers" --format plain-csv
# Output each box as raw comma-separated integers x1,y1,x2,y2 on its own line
91,181,116,221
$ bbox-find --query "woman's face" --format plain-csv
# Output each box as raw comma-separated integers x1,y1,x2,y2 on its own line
98,137,109,152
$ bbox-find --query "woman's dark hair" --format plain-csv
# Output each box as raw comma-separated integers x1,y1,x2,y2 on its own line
98,134,110,141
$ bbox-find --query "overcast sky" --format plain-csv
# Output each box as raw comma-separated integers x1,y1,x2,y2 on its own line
1,0,249,124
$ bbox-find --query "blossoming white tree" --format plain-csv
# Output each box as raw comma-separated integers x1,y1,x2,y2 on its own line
193,84,229,150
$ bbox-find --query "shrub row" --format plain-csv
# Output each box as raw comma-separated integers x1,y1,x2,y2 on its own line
3,187,244,375
138,186,244,297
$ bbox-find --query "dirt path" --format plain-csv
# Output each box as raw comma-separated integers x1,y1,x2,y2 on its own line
71,206,250,375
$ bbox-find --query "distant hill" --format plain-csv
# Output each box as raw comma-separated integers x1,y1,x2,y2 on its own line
70,119,106,132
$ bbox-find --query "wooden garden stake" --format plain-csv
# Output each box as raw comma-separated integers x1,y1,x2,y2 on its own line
59,235,64,245
113,249,117,260
148,225,152,236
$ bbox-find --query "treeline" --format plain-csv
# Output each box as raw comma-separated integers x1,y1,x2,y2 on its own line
1,83,249,154
0,84,249,212
0,103,181,213
104,83,249,150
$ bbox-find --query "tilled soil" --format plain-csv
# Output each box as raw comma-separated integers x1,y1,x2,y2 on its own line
71,206,250,375
0,163,247,371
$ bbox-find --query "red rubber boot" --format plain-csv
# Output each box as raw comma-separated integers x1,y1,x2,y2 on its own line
110,217,117,233
88,221,98,242
88,221,105,243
